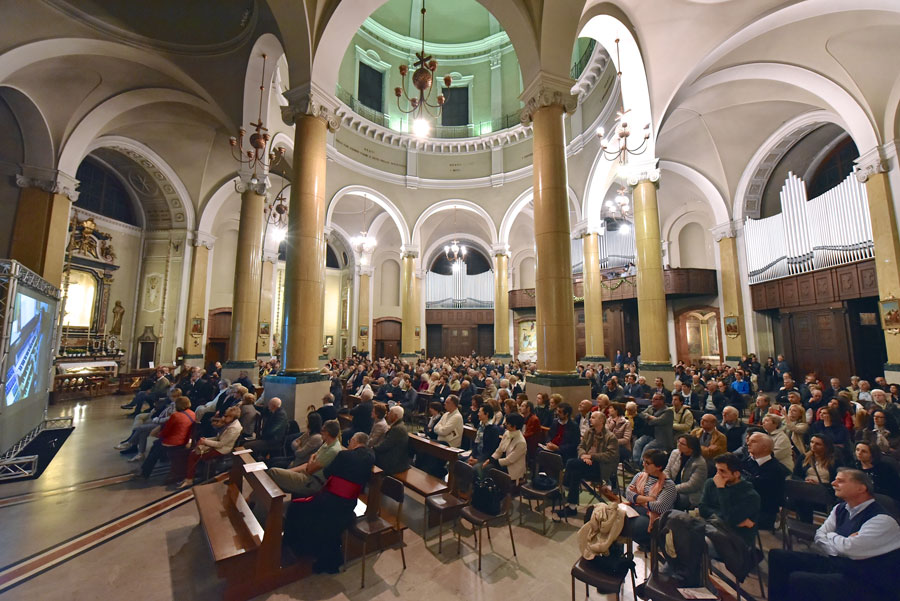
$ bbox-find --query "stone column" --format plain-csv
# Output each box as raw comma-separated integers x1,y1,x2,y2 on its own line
628,163,670,379
578,226,607,362
257,250,277,359
856,150,900,380
493,247,511,358
12,170,79,287
356,265,373,355
183,231,215,362
262,84,339,421
518,75,587,405
400,248,418,359
712,222,748,362
414,269,425,353
223,177,267,384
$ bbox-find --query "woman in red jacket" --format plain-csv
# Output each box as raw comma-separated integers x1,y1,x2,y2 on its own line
139,396,195,481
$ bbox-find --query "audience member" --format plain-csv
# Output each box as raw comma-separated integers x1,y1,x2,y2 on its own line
373,406,409,475
625,449,677,548
557,410,619,517
663,434,707,509
268,419,343,495
691,413,727,460
700,452,760,549
742,432,789,530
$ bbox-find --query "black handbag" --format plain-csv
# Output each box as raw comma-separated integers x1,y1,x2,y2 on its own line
531,471,558,491
471,476,503,515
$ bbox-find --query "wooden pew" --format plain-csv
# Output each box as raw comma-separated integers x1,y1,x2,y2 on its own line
192,449,309,601
399,433,463,526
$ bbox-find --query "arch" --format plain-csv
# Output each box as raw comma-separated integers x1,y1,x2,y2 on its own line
677,222,714,269
58,87,232,177
733,110,849,221
378,257,401,307
885,74,900,142
412,198,498,250
510,247,535,289
499,186,582,246
198,176,240,236
659,159,730,225
244,33,287,146
325,223,357,272
422,233,494,272
582,151,620,231
327,185,410,246
0,86,54,170
85,135,195,230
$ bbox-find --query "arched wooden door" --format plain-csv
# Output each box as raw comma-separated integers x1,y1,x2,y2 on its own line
373,318,401,358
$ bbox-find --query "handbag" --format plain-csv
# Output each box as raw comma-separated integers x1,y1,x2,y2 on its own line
531,471,558,491
471,476,503,515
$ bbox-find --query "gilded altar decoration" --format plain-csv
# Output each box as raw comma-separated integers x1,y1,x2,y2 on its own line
67,215,117,263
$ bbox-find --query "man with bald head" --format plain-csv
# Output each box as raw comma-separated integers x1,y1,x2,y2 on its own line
718,405,747,452
246,397,288,458
690,413,727,460
742,431,789,530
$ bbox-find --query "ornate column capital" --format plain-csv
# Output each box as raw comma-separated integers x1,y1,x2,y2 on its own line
358,265,375,277
710,220,743,242
281,82,340,132
855,146,890,183
491,243,510,257
623,159,661,187
571,219,603,239
190,230,216,249
400,245,419,259
16,165,80,201
262,249,279,264
234,170,270,196
415,269,427,280
519,72,578,125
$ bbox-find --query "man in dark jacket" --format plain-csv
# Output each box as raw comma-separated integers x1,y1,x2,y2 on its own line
718,406,748,452
317,393,338,423
699,452,761,549
247,397,288,458
235,370,255,392
741,432,789,530
345,389,374,444
632,394,674,463
542,401,580,461
467,404,501,464
374,406,410,474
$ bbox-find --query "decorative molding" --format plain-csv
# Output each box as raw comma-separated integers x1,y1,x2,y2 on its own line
855,146,890,183
624,160,661,187
262,249,279,264
710,221,740,242
400,245,419,259
358,265,375,277
491,243,510,257
570,44,611,102
234,170,269,196
15,165,79,201
360,16,514,60
519,72,578,124
189,230,216,249
281,83,340,132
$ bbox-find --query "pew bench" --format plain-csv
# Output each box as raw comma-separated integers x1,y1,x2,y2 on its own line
193,449,310,601
404,433,466,527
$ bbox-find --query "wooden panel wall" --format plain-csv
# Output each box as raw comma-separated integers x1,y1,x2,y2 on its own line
751,260,877,311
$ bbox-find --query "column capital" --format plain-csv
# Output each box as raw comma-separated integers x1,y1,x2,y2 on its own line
491,243,510,257
415,269,427,280
262,249,279,264
281,82,340,132
400,245,419,259
519,71,578,125
358,264,375,277
855,146,890,183
15,165,79,201
234,170,270,196
623,159,661,187
571,219,603,239
189,230,216,249
710,220,743,242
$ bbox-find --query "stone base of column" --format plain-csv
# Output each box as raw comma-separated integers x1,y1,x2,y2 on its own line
638,361,674,387
580,355,609,364
183,354,204,361
525,373,590,407
223,360,259,386
885,363,900,384
263,373,329,424
725,356,743,363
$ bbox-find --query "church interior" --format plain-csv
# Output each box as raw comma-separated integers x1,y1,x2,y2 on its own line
2,0,900,599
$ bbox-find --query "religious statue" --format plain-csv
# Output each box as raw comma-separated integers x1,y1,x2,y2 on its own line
109,300,125,335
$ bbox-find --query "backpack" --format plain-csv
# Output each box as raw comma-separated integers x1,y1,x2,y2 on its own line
471,476,503,515
655,510,707,587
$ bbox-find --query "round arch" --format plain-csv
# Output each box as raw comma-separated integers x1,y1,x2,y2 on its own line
0,85,54,170
327,185,410,246
244,33,286,138
659,159,730,225
499,186,582,247
422,233,494,273
198,176,239,237
412,199,498,250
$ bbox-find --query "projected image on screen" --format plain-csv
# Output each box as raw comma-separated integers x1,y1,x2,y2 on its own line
5,292,52,406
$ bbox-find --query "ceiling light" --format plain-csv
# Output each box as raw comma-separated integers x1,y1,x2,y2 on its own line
412,118,431,139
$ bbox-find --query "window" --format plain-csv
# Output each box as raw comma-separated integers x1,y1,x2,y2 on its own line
75,158,139,226
441,87,469,127
63,269,97,328
357,62,384,113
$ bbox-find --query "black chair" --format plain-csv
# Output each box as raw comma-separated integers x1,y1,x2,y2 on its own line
874,492,900,520
780,479,834,550
456,468,517,571
570,516,637,601
518,450,564,534
425,460,475,552
636,519,721,601
344,475,407,588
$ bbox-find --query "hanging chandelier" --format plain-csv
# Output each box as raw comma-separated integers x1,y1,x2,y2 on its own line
596,39,650,164
443,206,467,264
350,198,377,257
603,186,632,234
229,53,286,180
265,185,290,243
394,0,451,139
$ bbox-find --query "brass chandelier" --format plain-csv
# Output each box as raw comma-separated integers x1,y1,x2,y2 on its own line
596,39,650,164
229,53,286,180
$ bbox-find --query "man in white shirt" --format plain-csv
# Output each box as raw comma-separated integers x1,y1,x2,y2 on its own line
768,468,900,601
433,395,464,448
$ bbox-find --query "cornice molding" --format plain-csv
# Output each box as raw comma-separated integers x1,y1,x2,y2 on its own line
400,245,419,259
281,83,341,132
15,165,79,201
491,243,510,257
358,265,375,277
519,72,578,124
360,17,514,60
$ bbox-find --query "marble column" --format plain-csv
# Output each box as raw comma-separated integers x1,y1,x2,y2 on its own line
414,269,424,353
518,75,587,405
224,178,266,383
712,222,748,361
493,249,511,358
263,85,340,422
400,249,418,359
356,265,373,355
579,228,607,362
856,150,900,379
257,250,277,359
629,164,670,375
12,171,79,287
183,232,215,361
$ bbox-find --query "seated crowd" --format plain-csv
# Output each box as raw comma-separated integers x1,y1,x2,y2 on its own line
114,351,900,596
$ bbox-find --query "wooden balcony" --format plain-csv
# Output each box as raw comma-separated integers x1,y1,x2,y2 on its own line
508,268,717,309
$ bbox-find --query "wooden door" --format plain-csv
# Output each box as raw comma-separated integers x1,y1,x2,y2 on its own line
442,326,476,357
783,305,854,382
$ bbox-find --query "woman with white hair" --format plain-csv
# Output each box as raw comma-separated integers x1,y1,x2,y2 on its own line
762,413,794,472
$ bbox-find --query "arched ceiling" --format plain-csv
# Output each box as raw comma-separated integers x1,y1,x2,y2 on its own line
370,0,498,44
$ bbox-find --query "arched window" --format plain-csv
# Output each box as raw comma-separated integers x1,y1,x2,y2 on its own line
75,158,139,226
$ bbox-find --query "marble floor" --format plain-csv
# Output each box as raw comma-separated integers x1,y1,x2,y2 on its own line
0,395,769,601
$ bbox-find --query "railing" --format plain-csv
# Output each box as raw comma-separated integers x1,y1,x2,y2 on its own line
744,173,873,284
426,298,494,309
571,39,597,80
335,85,522,139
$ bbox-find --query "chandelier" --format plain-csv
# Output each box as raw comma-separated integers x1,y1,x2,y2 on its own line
603,187,632,234
265,184,290,243
596,39,650,164
229,53,286,179
394,0,451,138
443,206,467,263
350,198,377,257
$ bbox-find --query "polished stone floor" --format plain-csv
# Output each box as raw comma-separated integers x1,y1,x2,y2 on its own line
0,395,770,600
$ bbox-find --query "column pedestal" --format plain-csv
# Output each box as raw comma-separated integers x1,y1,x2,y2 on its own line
261,374,330,423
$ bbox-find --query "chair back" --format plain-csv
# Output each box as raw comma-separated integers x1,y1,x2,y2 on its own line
874,493,900,521
453,460,476,497
381,475,406,529
784,479,833,509
536,449,564,480
488,468,514,512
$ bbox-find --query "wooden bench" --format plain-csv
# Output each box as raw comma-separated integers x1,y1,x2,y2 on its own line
193,449,310,601
402,433,464,526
